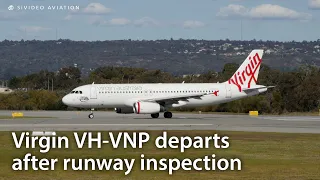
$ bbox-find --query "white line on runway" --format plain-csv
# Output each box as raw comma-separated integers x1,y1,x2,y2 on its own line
257,117,320,122
276,119,320,121
277,117,320,120
0,124,213,127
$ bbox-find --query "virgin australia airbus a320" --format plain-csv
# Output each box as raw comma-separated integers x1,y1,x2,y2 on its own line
62,49,274,119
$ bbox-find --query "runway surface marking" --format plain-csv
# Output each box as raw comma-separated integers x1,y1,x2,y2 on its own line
257,117,320,121
0,124,213,127
0,111,319,133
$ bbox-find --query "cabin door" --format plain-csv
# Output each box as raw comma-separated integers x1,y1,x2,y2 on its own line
225,84,232,98
90,85,97,99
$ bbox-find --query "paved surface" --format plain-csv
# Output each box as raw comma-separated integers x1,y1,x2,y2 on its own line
0,110,319,133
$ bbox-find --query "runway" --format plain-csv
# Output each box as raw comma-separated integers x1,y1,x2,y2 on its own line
0,110,319,133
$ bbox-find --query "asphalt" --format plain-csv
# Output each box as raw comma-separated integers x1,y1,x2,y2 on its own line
0,110,319,133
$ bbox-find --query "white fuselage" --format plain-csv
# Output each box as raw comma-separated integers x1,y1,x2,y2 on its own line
62,82,264,109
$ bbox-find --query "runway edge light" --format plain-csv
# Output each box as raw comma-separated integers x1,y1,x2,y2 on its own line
249,111,259,116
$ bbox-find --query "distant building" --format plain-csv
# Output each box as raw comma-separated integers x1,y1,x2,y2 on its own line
0,87,13,94
182,74,201,78
265,49,273,54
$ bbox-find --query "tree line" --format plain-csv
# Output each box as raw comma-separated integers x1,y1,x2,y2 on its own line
1,63,320,114
1,39,320,79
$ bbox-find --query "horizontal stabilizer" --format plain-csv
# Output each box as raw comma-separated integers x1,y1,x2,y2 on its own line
242,86,275,93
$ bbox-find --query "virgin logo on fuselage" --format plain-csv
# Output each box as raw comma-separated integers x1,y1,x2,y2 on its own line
228,53,262,92
212,90,219,96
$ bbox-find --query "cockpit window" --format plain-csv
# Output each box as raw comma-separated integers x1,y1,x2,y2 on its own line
69,90,82,94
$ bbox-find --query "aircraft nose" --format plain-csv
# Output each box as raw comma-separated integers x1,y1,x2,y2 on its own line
62,95,71,105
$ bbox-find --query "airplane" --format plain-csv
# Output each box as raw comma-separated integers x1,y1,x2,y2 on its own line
62,49,274,119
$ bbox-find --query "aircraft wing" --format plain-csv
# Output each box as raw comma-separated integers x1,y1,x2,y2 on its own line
140,93,209,105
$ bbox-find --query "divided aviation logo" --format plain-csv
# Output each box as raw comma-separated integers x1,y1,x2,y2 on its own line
8,5,79,11
228,53,262,92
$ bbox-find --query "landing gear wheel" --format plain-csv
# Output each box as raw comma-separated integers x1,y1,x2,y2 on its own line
88,108,94,119
151,113,159,118
88,113,94,119
164,112,172,118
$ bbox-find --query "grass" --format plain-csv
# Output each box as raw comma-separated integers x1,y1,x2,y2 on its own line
0,131,319,180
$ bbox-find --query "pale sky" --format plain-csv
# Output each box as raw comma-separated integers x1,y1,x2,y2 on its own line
1,0,320,41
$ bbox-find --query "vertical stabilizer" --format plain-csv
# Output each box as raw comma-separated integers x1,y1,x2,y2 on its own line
227,49,264,92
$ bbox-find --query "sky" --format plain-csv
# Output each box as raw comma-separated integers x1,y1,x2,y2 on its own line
0,0,320,41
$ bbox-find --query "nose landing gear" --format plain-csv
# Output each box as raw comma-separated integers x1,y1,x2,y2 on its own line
88,113,94,119
88,108,94,119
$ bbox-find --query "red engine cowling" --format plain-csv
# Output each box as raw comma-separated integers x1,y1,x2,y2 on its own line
133,102,164,114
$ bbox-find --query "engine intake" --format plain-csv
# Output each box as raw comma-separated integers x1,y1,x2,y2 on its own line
133,102,165,114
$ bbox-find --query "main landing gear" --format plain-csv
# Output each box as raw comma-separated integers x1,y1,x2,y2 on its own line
151,113,159,118
88,108,94,119
164,112,172,118
150,112,172,119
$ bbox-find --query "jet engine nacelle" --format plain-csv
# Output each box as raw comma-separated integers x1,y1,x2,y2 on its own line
133,102,165,114
115,107,134,114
